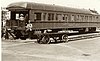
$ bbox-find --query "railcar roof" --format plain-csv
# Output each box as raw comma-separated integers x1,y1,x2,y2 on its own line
7,2,96,14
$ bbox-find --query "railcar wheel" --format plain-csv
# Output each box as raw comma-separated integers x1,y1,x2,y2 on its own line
62,34,68,42
40,36,50,44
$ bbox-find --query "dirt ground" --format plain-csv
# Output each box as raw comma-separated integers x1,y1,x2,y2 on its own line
2,37,100,61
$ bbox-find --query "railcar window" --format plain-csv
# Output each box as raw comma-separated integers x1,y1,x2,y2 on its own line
76,15,80,20
63,14,68,21
80,15,84,21
34,13,41,21
11,11,28,20
48,13,54,20
66,15,68,21
93,16,95,21
16,14,19,19
89,16,92,20
62,15,65,20
80,15,82,21
6,11,11,20
43,13,46,20
62,14,65,20
78,15,80,20
85,16,86,20
71,15,75,21
67,14,71,21
85,16,88,20
56,14,62,21
11,12,16,20
56,14,58,20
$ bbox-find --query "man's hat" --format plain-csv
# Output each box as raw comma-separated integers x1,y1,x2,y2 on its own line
20,14,24,16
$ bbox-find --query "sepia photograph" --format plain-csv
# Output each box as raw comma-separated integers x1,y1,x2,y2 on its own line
1,0,100,61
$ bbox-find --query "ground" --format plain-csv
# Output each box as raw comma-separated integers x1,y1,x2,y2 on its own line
2,37,100,61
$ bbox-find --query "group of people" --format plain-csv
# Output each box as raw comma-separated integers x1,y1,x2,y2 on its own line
19,14,33,39
2,13,33,40
19,14,33,31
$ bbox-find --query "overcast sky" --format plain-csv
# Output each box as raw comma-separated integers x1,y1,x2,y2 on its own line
1,0,100,13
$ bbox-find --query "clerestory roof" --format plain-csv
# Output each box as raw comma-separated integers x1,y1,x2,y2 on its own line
7,2,97,15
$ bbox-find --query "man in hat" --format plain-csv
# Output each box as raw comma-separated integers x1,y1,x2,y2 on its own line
19,14,25,21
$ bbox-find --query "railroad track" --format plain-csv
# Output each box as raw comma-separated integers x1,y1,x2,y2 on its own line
3,32,100,44
68,32,100,41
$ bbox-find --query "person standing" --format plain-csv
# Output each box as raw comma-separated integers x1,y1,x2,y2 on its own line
19,14,25,27
19,14,25,21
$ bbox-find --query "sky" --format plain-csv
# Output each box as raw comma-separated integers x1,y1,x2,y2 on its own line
1,0,100,13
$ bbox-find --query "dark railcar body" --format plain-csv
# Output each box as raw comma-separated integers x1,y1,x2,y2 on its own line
5,2,100,43
6,2,100,30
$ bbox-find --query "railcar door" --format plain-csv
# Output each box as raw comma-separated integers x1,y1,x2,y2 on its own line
6,10,29,30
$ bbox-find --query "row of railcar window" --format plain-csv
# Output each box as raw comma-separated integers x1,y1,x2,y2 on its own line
11,11,99,22
33,12,99,22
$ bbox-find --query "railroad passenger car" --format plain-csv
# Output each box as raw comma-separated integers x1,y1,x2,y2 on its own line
6,2,100,43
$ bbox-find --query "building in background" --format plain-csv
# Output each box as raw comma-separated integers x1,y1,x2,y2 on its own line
1,7,10,27
1,7,10,37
